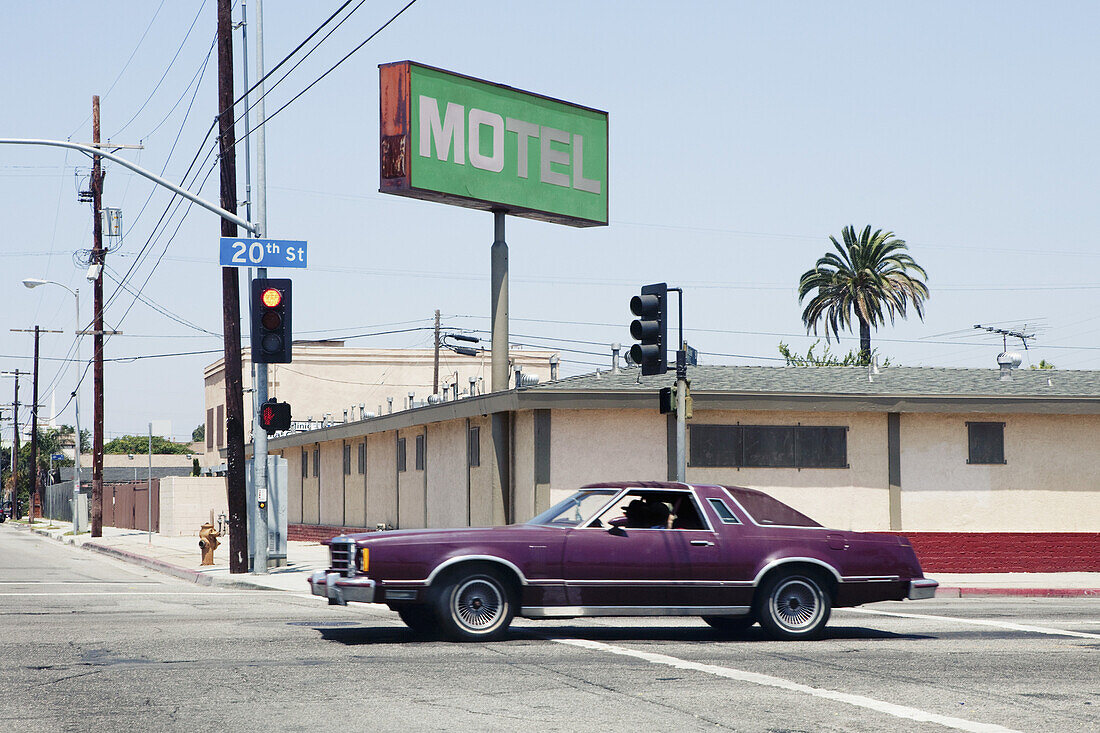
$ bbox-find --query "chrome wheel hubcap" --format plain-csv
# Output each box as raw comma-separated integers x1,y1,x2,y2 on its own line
453,578,503,631
771,578,822,631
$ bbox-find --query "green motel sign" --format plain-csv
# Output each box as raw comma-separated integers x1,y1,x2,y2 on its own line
379,61,608,227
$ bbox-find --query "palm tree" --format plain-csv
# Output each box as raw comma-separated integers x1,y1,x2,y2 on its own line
798,225,929,364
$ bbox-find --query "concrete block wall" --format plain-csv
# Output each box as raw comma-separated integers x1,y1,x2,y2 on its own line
159,477,228,536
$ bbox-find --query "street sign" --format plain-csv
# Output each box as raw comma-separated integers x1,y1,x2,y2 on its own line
50,453,65,460
379,61,608,228
219,238,307,269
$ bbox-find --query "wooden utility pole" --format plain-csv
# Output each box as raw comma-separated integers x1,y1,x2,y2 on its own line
1,371,23,518
10,330,60,520
90,95,105,537
433,309,441,394
217,0,248,573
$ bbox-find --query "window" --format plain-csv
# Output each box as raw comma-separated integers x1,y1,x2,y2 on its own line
312,447,320,478
216,405,224,448
397,438,406,472
967,422,1005,464
206,408,214,450
591,489,708,530
707,498,741,524
689,425,847,469
357,442,366,475
301,448,308,478
415,434,425,471
343,444,351,475
468,427,480,467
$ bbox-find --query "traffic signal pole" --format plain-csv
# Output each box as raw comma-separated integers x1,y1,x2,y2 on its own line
670,288,686,483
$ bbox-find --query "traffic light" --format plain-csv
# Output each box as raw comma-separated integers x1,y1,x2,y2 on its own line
259,399,291,434
251,278,292,363
629,282,668,376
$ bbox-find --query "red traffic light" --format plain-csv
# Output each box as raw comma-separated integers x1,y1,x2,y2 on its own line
261,288,282,308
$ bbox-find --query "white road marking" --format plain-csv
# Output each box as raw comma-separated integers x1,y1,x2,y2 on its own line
842,608,1100,640
0,581,160,585
0,591,271,597
553,637,1021,733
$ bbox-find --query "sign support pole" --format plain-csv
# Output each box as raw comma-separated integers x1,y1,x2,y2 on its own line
491,211,509,393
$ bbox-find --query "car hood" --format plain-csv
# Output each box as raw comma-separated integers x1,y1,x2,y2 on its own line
330,524,562,546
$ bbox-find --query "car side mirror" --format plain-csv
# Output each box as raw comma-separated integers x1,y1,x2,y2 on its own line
608,525,626,537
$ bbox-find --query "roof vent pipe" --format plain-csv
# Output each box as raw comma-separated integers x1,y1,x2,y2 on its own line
611,343,621,374
469,376,478,397
997,352,1022,381
386,397,393,414
549,354,560,381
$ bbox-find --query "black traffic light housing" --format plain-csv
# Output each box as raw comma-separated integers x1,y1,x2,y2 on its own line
251,278,292,363
629,282,668,376
259,399,291,434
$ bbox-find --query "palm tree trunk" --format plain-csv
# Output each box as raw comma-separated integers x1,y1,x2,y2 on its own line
858,317,871,365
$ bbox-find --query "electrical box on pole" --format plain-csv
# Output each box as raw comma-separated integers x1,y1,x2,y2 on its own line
629,282,668,376
251,278,292,363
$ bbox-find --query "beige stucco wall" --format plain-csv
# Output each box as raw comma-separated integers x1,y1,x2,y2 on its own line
426,421,467,528
302,443,320,524
366,432,397,527
469,417,496,527
899,412,1100,531
512,411,536,523
397,428,427,529
344,439,367,528
319,441,344,526
159,477,227,537
685,410,889,532
549,409,667,508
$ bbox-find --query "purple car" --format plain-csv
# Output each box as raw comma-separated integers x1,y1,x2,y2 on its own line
309,482,937,641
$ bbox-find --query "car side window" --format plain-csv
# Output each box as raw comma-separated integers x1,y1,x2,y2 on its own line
597,491,710,530
707,498,741,524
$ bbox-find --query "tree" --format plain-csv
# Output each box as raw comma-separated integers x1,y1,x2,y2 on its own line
798,225,929,365
1029,360,1055,370
778,340,893,367
192,423,205,442
104,435,194,455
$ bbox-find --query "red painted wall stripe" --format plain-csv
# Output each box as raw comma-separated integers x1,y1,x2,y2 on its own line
290,525,1099,573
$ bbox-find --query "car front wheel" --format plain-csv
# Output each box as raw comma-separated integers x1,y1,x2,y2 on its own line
756,571,831,640
435,568,515,642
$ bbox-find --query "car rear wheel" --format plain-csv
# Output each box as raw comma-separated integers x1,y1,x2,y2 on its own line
397,605,438,635
702,615,756,634
756,571,831,640
435,567,515,642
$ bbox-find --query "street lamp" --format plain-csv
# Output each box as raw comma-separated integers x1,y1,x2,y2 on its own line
22,278,84,531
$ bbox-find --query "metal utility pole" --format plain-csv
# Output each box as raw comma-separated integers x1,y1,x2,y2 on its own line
1,371,24,518
218,0,248,573
433,309,441,394
672,289,687,483
245,0,271,574
90,95,105,537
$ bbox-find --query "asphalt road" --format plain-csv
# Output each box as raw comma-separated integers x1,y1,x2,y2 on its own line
1,527,1096,733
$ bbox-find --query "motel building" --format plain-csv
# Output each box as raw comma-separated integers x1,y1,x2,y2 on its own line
258,363,1100,573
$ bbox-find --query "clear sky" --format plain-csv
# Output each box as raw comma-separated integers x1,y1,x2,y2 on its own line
2,1,1098,441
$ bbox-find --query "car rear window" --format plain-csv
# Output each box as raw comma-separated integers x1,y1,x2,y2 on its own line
723,487,821,527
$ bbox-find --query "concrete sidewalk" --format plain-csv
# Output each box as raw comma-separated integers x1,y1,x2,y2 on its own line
8,518,327,593
6,519,1099,598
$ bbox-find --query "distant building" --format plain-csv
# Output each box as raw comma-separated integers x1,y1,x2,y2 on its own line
261,364,1100,572
203,342,558,466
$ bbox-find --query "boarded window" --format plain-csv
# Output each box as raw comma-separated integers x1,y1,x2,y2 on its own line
343,444,351,475
967,422,1005,464
397,437,406,472
312,447,320,478
357,442,366,475
689,425,848,469
468,426,480,467
216,405,224,448
415,434,425,471
206,408,214,450
301,448,308,478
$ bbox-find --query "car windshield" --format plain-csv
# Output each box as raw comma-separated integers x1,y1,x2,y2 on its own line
527,489,618,527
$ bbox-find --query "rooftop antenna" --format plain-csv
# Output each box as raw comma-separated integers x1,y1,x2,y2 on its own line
973,324,1035,351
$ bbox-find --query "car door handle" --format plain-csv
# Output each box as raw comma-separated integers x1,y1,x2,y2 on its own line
690,540,714,546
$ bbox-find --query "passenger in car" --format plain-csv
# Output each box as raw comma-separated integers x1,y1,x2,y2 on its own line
643,497,671,529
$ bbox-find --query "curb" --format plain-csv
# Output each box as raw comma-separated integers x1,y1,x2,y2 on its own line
80,542,280,591
936,587,1099,598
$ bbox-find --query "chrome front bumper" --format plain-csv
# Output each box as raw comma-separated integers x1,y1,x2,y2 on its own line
309,570,376,606
908,578,939,600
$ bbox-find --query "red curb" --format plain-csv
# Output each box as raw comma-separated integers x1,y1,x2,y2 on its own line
82,542,216,586
947,587,1099,598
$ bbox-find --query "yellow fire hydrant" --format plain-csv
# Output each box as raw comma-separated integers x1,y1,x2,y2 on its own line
198,522,221,566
